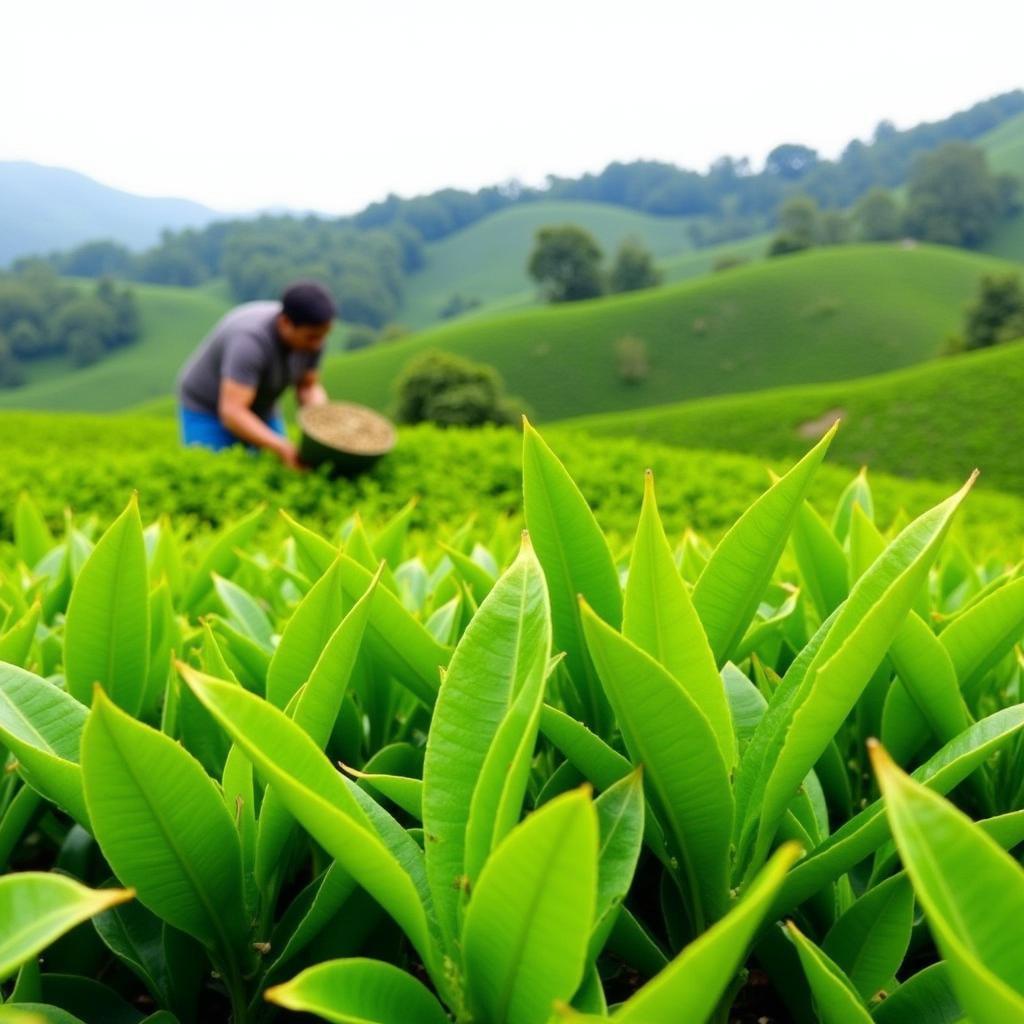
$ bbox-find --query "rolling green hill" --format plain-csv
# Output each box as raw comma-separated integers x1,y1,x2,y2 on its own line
321,244,1013,422
394,201,703,327
565,338,1024,493
981,111,1024,263
0,281,232,411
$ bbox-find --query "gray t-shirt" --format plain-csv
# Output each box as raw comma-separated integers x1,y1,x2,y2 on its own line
177,301,322,419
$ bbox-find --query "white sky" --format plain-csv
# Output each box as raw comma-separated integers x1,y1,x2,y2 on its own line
2,0,1022,214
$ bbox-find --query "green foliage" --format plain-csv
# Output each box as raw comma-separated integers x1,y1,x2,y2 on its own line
608,238,662,293
854,187,903,241
0,267,141,386
2,424,1022,1023
963,272,1024,349
394,350,519,427
528,225,606,303
905,142,1018,248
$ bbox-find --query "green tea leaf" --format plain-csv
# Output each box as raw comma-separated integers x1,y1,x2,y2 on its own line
64,496,150,713
462,789,598,1024
822,874,914,1001
267,958,449,1024
0,664,89,826
693,426,835,666
742,476,972,872
940,577,1024,693
266,557,346,709
423,535,551,953
81,689,249,963
791,500,848,619
182,505,265,612
522,420,620,734
14,493,54,570
774,704,1024,916
871,742,1024,1022
871,963,964,1024
613,843,801,1023
787,922,874,1024
582,602,733,928
590,769,645,957
0,873,131,983
624,471,735,769
180,670,440,985
0,603,40,669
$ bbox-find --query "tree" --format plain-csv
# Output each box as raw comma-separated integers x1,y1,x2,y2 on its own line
904,143,1005,248
54,298,117,358
854,188,903,241
765,144,819,180
963,273,1024,349
67,327,105,367
0,332,25,388
394,350,519,427
768,195,819,255
608,239,662,293
819,210,851,245
527,226,605,303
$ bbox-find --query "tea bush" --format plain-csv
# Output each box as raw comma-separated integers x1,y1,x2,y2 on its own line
1,423,1023,1022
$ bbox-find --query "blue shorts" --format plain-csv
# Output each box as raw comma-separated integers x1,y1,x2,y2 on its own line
179,406,286,452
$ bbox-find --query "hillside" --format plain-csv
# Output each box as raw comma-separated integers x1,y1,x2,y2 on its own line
0,162,219,265
566,338,1024,494
320,244,1012,422
980,110,1024,263
394,201,702,327
0,281,232,411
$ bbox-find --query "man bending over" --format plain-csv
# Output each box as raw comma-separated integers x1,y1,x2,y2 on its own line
177,280,334,468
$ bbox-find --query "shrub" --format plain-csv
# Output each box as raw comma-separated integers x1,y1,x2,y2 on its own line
394,349,519,427
615,334,650,384
963,272,1024,349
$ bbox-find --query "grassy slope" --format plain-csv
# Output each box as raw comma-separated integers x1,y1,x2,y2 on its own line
981,110,1024,262
0,281,232,412
565,338,1024,493
321,244,1012,421
395,201,701,327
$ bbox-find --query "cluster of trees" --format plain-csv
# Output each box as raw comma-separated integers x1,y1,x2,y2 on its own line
527,228,661,304
38,216,425,329
768,142,1021,256
350,91,1024,235
23,90,1024,332
0,266,140,387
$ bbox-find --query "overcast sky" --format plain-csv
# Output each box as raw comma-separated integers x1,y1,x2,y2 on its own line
3,0,1022,214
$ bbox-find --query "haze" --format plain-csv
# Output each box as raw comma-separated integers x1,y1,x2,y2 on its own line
3,0,1021,213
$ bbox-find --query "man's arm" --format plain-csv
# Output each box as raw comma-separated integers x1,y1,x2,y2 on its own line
296,370,328,407
218,378,302,468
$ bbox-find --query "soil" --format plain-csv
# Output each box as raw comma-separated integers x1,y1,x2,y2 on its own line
300,402,396,455
797,407,844,440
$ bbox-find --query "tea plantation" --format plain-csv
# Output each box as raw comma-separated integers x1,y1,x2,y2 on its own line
2,415,1024,1024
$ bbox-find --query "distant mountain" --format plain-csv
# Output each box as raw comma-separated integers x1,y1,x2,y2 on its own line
0,162,220,265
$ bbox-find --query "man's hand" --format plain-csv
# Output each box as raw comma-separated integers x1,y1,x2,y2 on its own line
275,439,306,471
296,371,328,408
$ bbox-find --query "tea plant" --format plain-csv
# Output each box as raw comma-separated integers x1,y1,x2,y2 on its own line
0,422,1022,1023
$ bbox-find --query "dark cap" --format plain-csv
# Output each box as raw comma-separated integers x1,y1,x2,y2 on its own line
281,281,337,326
